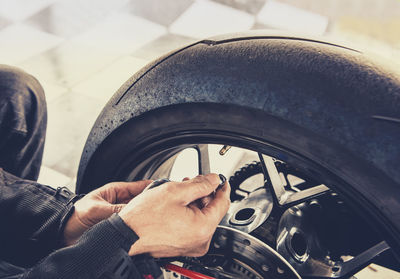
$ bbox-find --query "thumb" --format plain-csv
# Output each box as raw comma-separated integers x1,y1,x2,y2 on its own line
178,174,221,204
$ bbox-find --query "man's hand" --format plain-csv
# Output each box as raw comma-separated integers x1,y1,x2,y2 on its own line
119,174,231,258
63,180,152,246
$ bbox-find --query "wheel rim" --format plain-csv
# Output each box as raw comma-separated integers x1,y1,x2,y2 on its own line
108,130,399,278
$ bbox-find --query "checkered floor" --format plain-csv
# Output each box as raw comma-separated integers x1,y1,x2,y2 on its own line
0,1,399,276
0,0,397,187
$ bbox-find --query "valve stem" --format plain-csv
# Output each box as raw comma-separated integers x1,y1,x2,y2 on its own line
219,145,231,155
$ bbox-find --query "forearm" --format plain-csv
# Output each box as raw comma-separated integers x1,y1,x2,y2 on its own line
23,214,141,279
0,215,147,279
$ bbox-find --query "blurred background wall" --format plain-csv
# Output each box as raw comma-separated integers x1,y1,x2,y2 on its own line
0,0,398,187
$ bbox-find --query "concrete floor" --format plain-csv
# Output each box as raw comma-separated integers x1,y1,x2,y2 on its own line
0,0,399,277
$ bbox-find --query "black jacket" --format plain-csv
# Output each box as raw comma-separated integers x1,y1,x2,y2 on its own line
0,168,143,279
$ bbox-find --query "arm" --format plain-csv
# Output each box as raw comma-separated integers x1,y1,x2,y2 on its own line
0,168,76,266
0,166,160,279
0,168,151,267
0,214,146,279
1,171,230,278
22,214,142,279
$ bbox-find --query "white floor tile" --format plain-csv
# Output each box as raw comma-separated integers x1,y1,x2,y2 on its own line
50,146,84,179
20,13,166,86
256,1,328,35
19,42,121,87
132,33,197,61
40,80,68,103
42,92,104,169
38,165,72,189
0,23,63,65
0,0,60,22
213,0,266,15
72,56,149,103
26,0,130,38
73,13,167,55
129,0,194,26
169,0,255,39
0,15,9,30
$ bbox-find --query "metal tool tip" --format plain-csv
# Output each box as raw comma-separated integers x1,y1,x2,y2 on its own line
218,174,226,186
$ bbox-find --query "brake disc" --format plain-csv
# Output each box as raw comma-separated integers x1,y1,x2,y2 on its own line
163,226,300,279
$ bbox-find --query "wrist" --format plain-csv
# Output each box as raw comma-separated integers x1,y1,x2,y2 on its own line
63,207,89,246
109,214,140,253
60,190,86,246
57,187,85,247
118,212,150,256
118,209,140,236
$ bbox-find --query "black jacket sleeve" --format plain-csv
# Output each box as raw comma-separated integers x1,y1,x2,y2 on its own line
0,168,147,278
22,214,140,279
0,168,76,266
1,214,141,279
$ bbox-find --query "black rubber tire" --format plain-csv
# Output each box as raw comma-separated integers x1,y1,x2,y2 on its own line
76,32,400,256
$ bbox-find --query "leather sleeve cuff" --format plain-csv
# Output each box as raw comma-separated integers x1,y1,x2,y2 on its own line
109,213,140,246
54,187,85,248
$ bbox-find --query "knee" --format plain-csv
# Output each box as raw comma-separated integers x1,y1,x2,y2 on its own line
0,64,46,111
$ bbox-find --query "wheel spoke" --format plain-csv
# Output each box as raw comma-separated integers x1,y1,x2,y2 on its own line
304,241,390,279
196,144,210,175
259,153,287,204
258,153,330,208
237,188,251,194
283,184,330,208
336,241,390,278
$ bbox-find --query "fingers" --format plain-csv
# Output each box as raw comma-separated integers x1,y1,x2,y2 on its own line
177,174,221,204
110,203,126,214
93,203,126,221
199,194,213,208
103,180,153,203
190,194,213,209
201,181,231,225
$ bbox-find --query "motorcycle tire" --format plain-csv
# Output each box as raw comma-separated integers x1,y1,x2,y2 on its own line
76,32,400,257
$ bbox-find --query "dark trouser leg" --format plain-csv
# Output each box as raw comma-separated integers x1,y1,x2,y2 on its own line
0,65,47,181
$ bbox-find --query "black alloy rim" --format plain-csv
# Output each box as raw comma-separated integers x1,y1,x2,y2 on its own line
109,129,398,277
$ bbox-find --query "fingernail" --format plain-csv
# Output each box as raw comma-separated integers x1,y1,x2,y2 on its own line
218,174,226,187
